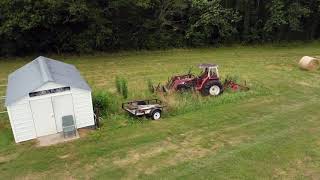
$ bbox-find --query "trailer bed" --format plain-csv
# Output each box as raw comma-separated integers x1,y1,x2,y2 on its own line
122,99,165,119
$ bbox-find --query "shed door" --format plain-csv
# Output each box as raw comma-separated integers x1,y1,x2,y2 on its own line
52,94,75,132
30,98,57,137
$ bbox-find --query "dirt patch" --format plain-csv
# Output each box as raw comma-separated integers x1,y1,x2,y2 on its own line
17,173,47,180
143,144,214,175
165,144,212,166
266,64,283,70
108,126,252,179
133,131,249,177
36,132,79,147
0,153,18,164
19,172,76,180
296,81,318,88
143,131,250,176
78,128,94,138
273,157,320,180
82,125,252,179
58,154,70,159
111,131,214,178
265,63,295,71
217,134,251,146
84,164,95,172
113,140,178,167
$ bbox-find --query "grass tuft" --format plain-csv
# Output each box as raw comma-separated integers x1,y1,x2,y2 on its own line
115,76,129,99
115,76,122,94
121,78,128,99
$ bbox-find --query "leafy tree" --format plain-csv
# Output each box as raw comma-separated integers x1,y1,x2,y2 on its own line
0,0,112,55
186,0,241,45
0,0,319,56
264,0,310,40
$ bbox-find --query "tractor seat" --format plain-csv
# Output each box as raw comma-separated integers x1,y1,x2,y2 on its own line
199,70,208,79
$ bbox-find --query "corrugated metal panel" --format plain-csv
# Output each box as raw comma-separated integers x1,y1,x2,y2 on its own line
8,104,36,143
47,58,91,92
72,89,94,128
5,56,91,106
5,60,43,106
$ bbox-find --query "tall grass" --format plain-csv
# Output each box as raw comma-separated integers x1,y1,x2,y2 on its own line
115,76,129,99
99,76,272,124
223,74,239,83
147,79,155,94
115,76,122,94
157,82,272,117
121,78,128,99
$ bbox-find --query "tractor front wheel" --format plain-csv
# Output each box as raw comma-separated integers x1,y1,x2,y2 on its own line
201,81,223,96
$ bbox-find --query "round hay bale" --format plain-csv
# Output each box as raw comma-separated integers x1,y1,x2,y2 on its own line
298,56,320,71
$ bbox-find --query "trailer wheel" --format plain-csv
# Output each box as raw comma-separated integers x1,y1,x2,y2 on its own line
201,81,223,96
151,110,161,120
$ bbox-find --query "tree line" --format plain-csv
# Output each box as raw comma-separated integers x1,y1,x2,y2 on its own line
0,0,319,56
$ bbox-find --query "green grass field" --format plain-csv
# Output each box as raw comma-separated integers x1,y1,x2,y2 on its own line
1,43,320,179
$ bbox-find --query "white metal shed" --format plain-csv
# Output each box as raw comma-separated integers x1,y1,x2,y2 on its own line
5,56,95,143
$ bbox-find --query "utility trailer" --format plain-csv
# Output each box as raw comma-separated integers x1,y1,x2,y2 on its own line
122,99,165,120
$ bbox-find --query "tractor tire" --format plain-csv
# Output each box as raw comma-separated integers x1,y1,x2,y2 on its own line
150,109,161,120
201,81,223,96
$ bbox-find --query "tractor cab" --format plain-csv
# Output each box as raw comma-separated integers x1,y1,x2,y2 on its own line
193,64,222,95
198,64,220,79
196,64,220,87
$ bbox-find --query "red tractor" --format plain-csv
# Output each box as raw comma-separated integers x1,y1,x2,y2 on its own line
161,64,224,96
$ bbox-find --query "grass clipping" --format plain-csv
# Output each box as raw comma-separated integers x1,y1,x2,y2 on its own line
299,56,320,71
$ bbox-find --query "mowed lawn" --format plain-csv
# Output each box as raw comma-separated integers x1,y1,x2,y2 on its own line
1,43,320,179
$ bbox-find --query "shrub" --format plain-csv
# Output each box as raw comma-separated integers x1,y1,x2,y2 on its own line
92,90,120,118
92,91,109,118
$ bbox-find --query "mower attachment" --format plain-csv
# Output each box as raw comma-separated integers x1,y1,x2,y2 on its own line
223,80,249,92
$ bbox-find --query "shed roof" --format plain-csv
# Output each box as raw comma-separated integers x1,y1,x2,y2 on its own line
5,56,91,106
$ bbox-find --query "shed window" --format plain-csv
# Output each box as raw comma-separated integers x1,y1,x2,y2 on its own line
29,87,70,97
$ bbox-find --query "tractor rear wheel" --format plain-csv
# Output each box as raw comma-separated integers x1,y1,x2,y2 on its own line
201,81,223,96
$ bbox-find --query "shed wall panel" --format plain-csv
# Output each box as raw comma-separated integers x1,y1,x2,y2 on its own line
8,102,36,143
71,88,94,128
